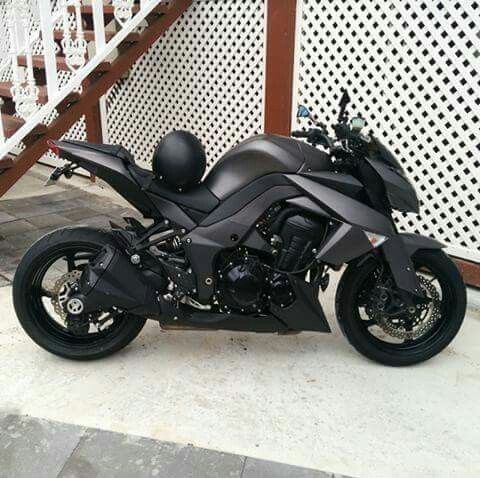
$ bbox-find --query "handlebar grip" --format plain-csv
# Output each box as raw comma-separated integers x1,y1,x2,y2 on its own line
291,131,309,138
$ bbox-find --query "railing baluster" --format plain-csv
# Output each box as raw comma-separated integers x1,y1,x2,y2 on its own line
113,0,135,26
61,0,87,70
8,4,22,102
21,4,39,118
8,2,39,120
92,0,106,50
38,0,59,100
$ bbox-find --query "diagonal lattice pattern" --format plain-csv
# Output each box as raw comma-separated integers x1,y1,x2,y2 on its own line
106,0,266,171
293,0,480,262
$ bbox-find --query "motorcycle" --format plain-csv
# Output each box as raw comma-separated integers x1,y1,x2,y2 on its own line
13,91,466,365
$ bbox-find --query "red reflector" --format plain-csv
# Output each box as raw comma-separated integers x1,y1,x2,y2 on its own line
47,140,60,156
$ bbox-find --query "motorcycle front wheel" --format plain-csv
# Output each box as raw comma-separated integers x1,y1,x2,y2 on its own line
336,249,466,366
13,227,146,361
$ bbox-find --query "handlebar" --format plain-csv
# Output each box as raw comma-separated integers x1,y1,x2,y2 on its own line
291,130,310,139
291,128,334,149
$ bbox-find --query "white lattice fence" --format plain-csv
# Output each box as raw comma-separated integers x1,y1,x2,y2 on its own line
106,0,266,170
292,0,480,262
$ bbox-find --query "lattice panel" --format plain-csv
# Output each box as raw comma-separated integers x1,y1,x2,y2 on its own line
293,0,480,262
106,0,266,171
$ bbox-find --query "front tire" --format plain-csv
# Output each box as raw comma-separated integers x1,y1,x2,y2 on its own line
336,249,466,366
13,227,146,361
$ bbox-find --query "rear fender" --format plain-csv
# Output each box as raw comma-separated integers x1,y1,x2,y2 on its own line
56,140,157,218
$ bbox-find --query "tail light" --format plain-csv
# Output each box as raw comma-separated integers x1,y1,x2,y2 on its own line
47,140,60,156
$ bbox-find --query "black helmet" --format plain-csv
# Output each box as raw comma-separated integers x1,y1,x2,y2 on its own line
153,131,206,190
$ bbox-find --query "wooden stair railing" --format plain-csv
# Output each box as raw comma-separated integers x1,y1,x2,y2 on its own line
0,0,192,194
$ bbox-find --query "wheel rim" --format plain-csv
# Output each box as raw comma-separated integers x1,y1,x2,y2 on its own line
26,243,126,348
354,256,454,351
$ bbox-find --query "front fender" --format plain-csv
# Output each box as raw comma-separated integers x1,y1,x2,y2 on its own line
398,233,445,255
381,233,445,297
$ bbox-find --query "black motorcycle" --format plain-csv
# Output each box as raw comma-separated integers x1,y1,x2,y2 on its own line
13,91,466,366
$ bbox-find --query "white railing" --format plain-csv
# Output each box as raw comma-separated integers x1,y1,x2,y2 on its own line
0,0,167,157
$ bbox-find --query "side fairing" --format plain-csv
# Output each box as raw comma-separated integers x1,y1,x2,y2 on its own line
287,175,395,235
366,158,420,213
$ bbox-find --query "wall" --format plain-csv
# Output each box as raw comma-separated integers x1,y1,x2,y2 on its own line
106,0,267,171
292,0,480,262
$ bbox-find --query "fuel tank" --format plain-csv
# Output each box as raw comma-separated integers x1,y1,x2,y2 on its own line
204,134,333,200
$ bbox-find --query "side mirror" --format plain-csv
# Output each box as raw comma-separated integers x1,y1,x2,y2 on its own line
338,89,351,122
339,90,351,109
297,105,311,119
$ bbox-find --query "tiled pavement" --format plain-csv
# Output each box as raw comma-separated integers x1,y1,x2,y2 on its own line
0,187,141,283
0,414,341,478
0,186,348,478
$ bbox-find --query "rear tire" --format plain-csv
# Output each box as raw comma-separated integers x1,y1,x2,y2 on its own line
336,249,466,366
13,227,146,361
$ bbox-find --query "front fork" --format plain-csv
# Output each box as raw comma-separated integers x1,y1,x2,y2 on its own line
381,235,424,299
315,221,444,304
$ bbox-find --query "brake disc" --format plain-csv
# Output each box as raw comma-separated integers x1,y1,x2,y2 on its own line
51,270,82,319
367,276,442,341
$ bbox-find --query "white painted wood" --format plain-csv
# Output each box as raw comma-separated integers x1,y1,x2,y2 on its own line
113,0,135,25
92,0,106,50
106,0,267,171
38,0,58,100
0,0,161,158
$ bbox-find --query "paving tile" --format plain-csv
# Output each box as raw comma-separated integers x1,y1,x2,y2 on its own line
0,211,17,224
58,428,245,478
4,229,52,252
75,196,123,210
32,189,85,205
78,215,114,228
4,199,85,219
0,415,85,478
242,458,333,478
0,274,11,287
27,213,72,229
59,207,106,222
0,238,18,255
0,219,37,237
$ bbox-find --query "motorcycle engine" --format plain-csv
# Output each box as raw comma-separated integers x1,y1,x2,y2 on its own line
216,250,296,314
215,206,328,314
257,205,328,272
216,252,269,314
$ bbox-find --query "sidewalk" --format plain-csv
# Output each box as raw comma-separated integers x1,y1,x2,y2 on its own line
0,414,340,478
1,167,479,478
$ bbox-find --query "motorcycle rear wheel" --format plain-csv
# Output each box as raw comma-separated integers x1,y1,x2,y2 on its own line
336,249,466,366
13,227,146,361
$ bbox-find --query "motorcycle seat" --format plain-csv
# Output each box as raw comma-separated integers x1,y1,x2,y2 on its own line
62,140,135,165
128,164,219,214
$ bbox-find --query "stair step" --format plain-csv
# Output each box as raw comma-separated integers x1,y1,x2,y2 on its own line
68,3,169,16
1,114,47,139
17,55,111,73
53,29,140,43
0,154,16,172
0,82,81,106
0,0,192,197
